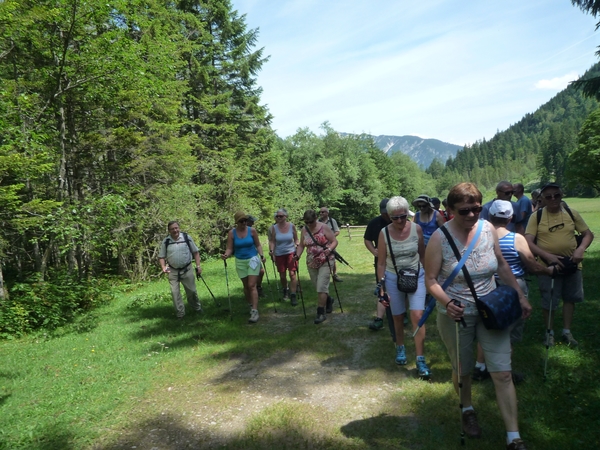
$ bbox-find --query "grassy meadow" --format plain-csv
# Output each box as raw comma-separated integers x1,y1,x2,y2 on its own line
1,198,599,449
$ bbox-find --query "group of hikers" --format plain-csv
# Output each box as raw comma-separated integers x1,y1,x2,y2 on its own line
157,180,594,450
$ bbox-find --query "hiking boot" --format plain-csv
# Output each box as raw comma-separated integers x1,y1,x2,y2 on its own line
290,293,298,306
282,288,290,300
332,274,343,282
314,313,327,324
195,303,203,314
369,317,384,331
326,295,334,314
461,410,481,438
416,356,431,378
395,345,407,365
562,331,578,347
249,309,259,323
507,438,527,450
472,366,490,381
257,286,267,298
545,333,555,347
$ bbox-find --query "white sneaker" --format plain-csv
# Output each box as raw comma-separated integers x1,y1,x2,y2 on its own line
249,309,259,323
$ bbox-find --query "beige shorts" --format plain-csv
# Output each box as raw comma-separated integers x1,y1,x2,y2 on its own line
307,264,330,293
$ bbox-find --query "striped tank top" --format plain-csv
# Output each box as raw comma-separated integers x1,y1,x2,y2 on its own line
498,232,525,278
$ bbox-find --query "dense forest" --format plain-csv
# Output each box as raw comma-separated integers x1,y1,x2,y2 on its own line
1,0,600,336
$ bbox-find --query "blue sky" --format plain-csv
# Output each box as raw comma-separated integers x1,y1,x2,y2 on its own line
231,0,599,145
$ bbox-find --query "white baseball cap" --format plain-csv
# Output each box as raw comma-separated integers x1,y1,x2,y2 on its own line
489,200,513,218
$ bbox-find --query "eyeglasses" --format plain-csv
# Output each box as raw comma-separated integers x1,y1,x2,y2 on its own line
500,190,514,196
544,193,562,200
319,211,327,214
275,215,285,218
549,223,564,232
457,206,483,216
390,214,408,221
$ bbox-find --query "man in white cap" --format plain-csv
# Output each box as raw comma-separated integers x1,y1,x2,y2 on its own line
472,200,552,382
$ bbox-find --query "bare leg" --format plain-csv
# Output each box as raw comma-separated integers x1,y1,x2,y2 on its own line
278,271,288,290
393,314,405,347
490,371,519,431
563,302,574,330
452,372,473,408
410,310,425,356
243,275,259,309
289,270,297,292
317,291,328,308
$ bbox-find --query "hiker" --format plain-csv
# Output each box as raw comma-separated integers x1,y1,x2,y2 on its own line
481,181,523,234
246,215,266,298
472,200,555,383
425,182,531,449
512,183,533,232
412,195,445,246
376,196,430,377
530,189,542,212
222,211,266,324
318,207,342,282
295,209,338,324
158,221,203,319
269,208,299,305
364,198,396,338
442,198,454,221
525,182,594,347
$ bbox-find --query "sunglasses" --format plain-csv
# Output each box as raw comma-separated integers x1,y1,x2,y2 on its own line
275,215,285,218
549,223,564,232
237,219,247,223
457,206,483,216
390,214,408,221
305,220,315,225
544,193,562,200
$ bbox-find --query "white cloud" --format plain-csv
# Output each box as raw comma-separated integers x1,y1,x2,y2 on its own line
534,72,579,90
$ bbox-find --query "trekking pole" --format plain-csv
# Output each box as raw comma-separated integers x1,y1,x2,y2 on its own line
295,264,307,320
223,259,233,321
327,258,343,313
543,274,556,381
271,259,282,301
197,273,221,307
262,260,277,313
452,300,467,446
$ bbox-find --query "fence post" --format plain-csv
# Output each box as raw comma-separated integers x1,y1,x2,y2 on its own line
346,224,351,240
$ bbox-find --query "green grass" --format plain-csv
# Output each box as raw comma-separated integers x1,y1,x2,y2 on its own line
1,200,600,449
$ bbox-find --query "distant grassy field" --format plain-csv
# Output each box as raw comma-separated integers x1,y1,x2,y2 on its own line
0,199,599,449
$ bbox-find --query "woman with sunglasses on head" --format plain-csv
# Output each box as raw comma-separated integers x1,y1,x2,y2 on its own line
295,210,338,324
376,196,430,377
412,195,445,246
424,183,531,450
269,208,299,305
222,211,266,323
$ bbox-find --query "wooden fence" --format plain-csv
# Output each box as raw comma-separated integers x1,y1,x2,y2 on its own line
342,224,367,240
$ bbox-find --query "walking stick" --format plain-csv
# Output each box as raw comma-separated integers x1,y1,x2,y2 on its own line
544,275,556,381
223,259,233,321
262,260,277,313
197,273,221,307
327,257,343,313
295,264,307,319
452,300,467,446
271,259,282,301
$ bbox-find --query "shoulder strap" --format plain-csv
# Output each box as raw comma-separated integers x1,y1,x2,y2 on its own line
438,220,483,291
536,207,543,225
305,224,326,249
384,226,399,275
182,232,193,255
563,205,576,223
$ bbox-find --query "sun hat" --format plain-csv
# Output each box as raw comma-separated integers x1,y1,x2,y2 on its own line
411,195,434,208
234,211,248,223
489,200,513,218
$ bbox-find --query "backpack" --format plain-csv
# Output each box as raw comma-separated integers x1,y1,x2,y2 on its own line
164,232,194,269
535,205,583,247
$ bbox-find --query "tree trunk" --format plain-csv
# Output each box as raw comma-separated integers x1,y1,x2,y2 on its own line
0,262,8,300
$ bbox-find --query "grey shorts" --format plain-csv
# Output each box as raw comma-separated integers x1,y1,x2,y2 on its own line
538,271,584,310
437,310,512,375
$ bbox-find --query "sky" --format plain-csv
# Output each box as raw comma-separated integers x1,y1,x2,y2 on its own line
230,0,600,146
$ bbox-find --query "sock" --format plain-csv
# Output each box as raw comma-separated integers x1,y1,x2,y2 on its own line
475,361,486,371
462,406,474,413
506,431,520,444
562,328,570,335
317,307,325,315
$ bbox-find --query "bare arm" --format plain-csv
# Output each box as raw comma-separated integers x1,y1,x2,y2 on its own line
364,239,378,257
251,228,265,262
221,230,234,259
572,229,594,264
376,230,387,283
292,224,299,247
415,223,425,265
323,226,338,251
524,234,563,268
295,230,305,259
514,234,554,276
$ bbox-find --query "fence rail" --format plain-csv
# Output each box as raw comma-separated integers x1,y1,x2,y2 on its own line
342,224,367,240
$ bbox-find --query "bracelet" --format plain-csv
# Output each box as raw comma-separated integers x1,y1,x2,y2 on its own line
444,299,452,308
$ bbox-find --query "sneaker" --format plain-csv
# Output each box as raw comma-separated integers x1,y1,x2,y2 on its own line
395,345,407,365
290,293,298,306
562,331,578,347
249,309,259,323
545,333,555,347
507,438,527,450
369,317,384,331
332,274,343,282
416,356,431,378
461,410,482,438
282,288,290,300
472,366,490,381
326,295,334,314
314,313,327,324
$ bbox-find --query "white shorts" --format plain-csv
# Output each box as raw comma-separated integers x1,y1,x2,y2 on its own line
384,269,426,315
